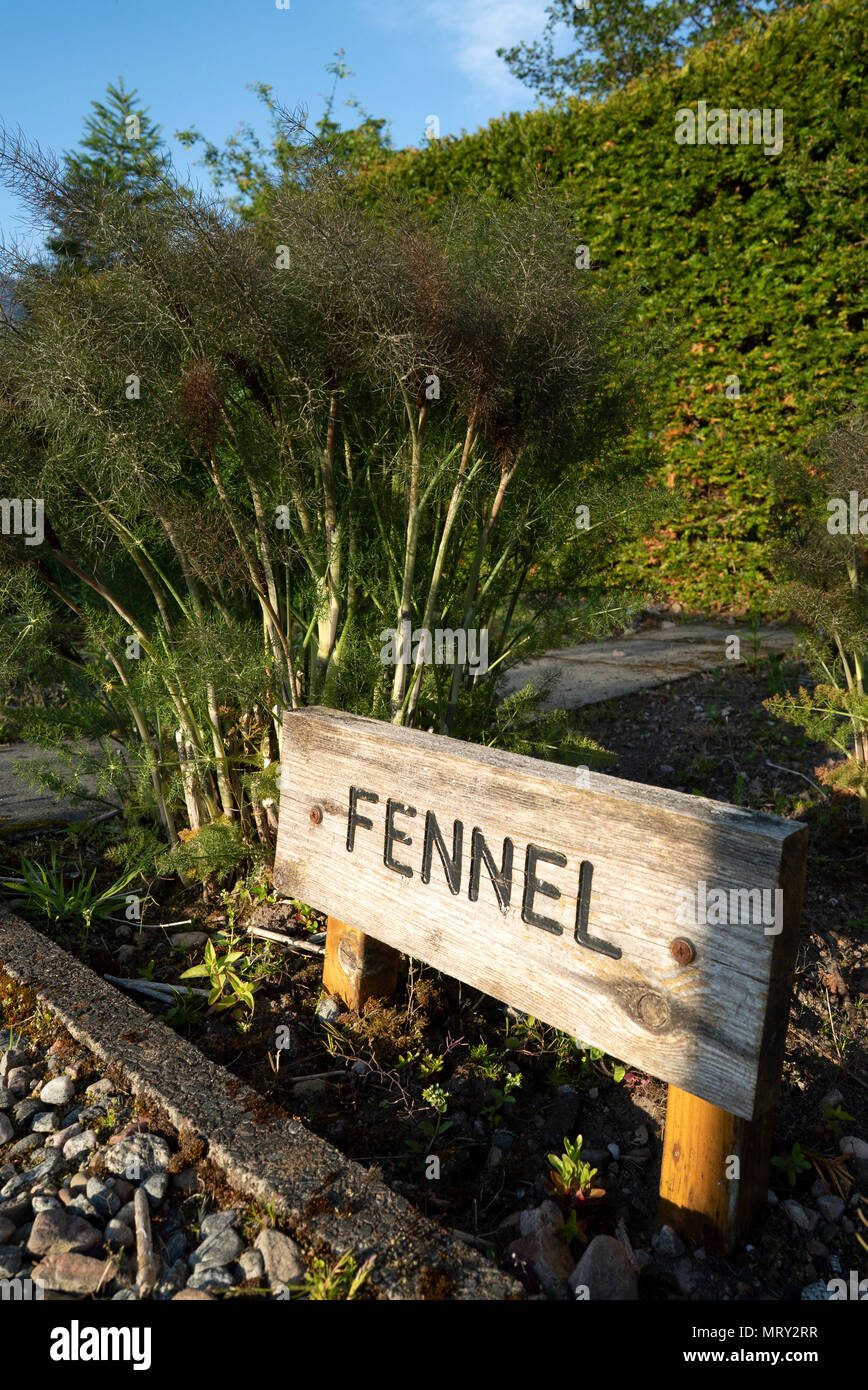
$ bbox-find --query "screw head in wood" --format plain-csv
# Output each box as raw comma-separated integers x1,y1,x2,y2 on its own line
309,805,323,825
669,938,695,965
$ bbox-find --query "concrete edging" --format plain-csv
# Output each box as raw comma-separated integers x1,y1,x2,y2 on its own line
0,909,521,1300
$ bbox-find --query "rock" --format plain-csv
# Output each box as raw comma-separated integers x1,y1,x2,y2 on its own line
238,1249,264,1282
104,1219,136,1251
104,1133,172,1178
86,1079,116,1098
27,1208,103,1257
840,1135,868,1162
821,1088,843,1111
672,1254,699,1296
186,1265,234,1291
170,931,208,949
767,1189,778,1206
492,1129,514,1152
31,1110,62,1133
0,1049,27,1080
292,1077,326,1098
63,1131,96,1161
173,1288,216,1300
0,1113,12,1145
315,996,341,1024
200,1209,239,1240
607,1143,620,1160
487,1144,502,1169
653,1224,686,1259
165,1231,187,1264
801,1280,834,1301
351,1060,369,1076
142,1172,169,1207
0,1245,23,1277
255,1228,305,1286
39,1076,75,1107
0,1196,32,1226
6,1068,35,1098
0,1216,14,1242
115,1202,137,1228
30,1252,108,1295
509,1202,573,1299
10,1133,43,1158
570,1235,638,1301
65,1198,103,1224
32,1194,62,1213
12,1097,43,1125
782,1200,819,1232
190,1227,244,1270
816,1194,845,1223
86,1179,121,1219
0,1088,15,1109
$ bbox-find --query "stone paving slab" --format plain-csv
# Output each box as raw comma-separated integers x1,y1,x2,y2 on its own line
499,623,797,712
0,741,116,836
0,909,522,1301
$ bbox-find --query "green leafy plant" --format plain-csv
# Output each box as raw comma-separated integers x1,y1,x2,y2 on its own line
180,937,256,1018
481,1071,522,1126
770,1141,812,1187
0,849,140,935
547,1135,606,1203
292,1249,374,1301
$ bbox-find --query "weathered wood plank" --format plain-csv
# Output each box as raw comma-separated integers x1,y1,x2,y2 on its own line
658,1085,775,1251
275,708,807,1120
323,916,400,1011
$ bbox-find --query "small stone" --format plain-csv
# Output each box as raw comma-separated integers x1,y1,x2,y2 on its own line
86,1179,121,1219
672,1254,699,1296
200,1209,239,1240
12,1097,43,1125
801,1280,834,1301
173,1288,216,1300
170,931,208,948
32,1195,62,1214
64,1131,97,1161
766,1189,778,1206
115,1202,136,1228
351,1060,369,1076
104,1219,135,1251
27,1208,103,1257
86,1079,116,1098
782,1200,818,1232
190,1227,244,1269
816,1194,845,1223
0,1113,14,1145
0,1245,23,1277
39,1076,75,1107
292,1077,325,1098
653,1224,686,1259
10,1133,43,1158
186,1265,234,1291
31,1252,108,1295
31,1111,62,1133
255,1228,305,1286
570,1234,638,1300
0,1088,15,1109
165,1231,187,1264
840,1135,868,1162
238,1249,264,1282
142,1171,169,1207
0,1195,32,1226
607,1142,620,1160
0,1216,14,1242
315,995,342,1024
104,1133,172,1178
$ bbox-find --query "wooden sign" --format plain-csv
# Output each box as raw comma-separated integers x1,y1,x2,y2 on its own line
274,708,806,1124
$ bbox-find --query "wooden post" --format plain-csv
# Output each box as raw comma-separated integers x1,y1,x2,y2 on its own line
322,916,400,1012
658,1087,775,1253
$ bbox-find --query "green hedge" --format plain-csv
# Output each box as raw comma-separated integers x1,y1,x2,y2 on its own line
360,0,866,611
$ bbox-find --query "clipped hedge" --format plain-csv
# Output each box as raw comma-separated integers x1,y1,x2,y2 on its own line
360,0,866,611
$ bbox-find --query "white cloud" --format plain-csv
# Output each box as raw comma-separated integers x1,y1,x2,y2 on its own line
367,0,549,97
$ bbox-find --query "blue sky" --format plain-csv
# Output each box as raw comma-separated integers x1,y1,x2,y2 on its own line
1,0,552,249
